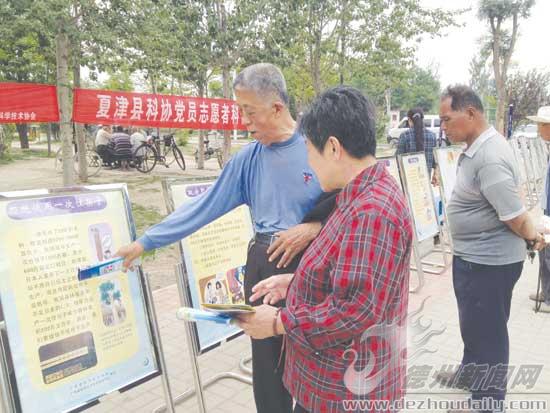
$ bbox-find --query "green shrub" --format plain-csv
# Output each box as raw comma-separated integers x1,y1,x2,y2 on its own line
175,129,190,147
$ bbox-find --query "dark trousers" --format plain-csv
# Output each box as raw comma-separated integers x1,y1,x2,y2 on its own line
96,144,116,165
244,239,301,413
453,256,523,411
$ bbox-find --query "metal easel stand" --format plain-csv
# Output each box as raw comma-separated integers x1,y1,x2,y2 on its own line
142,272,176,413
239,354,252,376
410,213,451,294
152,264,252,413
520,136,539,209
0,321,15,413
409,234,426,294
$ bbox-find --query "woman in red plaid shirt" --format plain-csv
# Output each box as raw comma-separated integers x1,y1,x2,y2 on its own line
237,86,413,413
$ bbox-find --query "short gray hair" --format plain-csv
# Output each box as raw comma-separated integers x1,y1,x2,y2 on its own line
233,63,289,106
441,84,484,113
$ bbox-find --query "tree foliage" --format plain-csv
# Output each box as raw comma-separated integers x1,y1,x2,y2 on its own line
477,0,535,133
507,69,550,128
0,0,459,169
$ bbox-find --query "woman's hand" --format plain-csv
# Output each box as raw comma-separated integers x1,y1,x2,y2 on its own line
249,273,294,305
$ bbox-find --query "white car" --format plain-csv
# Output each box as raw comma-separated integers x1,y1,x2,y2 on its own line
387,115,441,146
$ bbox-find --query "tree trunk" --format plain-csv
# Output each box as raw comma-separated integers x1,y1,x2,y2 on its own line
0,126,5,157
219,1,231,166
222,61,231,166
56,29,74,186
338,0,349,85
197,83,205,170
46,123,52,156
73,47,88,182
384,88,392,136
16,124,29,149
312,29,322,96
495,78,506,134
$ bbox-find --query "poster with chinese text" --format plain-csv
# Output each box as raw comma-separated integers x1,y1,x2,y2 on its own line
0,185,159,413
164,179,254,354
398,153,440,242
434,147,463,204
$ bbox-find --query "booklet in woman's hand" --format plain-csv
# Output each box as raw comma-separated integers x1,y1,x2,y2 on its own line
201,303,256,315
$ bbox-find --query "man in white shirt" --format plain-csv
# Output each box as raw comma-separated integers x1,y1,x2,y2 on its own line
130,127,147,154
95,125,115,166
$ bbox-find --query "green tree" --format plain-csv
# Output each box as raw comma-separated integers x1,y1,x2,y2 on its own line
507,69,550,129
0,0,57,149
392,66,441,113
477,0,535,133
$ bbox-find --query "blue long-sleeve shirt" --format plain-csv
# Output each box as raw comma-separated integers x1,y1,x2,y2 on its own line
138,131,322,251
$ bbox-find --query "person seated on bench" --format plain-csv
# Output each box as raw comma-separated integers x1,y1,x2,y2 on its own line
111,126,133,171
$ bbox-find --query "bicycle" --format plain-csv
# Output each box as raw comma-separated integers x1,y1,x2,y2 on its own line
133,133,186,173
54,145,102,177
194,139,224,169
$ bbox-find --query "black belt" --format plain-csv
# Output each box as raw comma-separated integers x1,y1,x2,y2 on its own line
254,232,278,246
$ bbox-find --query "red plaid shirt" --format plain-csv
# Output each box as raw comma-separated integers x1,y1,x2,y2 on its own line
281,161,413,413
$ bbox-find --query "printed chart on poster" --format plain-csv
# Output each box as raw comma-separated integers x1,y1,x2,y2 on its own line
399,153,440,242
164,180,254,354
378,156,402,189
434,147,463,203
0,185,159,413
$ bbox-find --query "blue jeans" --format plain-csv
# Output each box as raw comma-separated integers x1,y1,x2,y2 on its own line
453,256,523,412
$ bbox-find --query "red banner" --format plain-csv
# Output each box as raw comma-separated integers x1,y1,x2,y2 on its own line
0,82,59,123
72,88,246,130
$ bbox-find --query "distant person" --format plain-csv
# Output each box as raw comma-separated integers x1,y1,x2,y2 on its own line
111,126,132,171
527,106,550,313
396,107,439,185
95,125,115,166
130,127,147,155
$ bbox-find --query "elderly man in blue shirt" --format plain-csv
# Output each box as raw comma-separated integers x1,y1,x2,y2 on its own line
116,63,332,413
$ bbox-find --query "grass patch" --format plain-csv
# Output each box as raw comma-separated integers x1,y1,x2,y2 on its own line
126,175,162,190
0,148,51,165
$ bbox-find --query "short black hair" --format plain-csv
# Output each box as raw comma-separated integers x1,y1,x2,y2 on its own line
299,86,376,158
441,85,484,113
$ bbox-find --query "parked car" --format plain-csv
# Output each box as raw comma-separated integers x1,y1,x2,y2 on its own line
512,123,538,139
387,114,441,146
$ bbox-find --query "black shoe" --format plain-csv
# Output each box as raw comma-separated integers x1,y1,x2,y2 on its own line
435,370,472,391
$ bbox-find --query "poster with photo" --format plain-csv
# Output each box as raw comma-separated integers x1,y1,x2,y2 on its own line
0,185,159,413
434,147,463,203
164,180,254,353
398,153,440,242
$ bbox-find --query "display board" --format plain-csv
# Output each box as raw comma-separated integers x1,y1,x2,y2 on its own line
378,156,402,189
434,147,462,203
0,185,160,413
398,153,440,242
163,179,254,354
